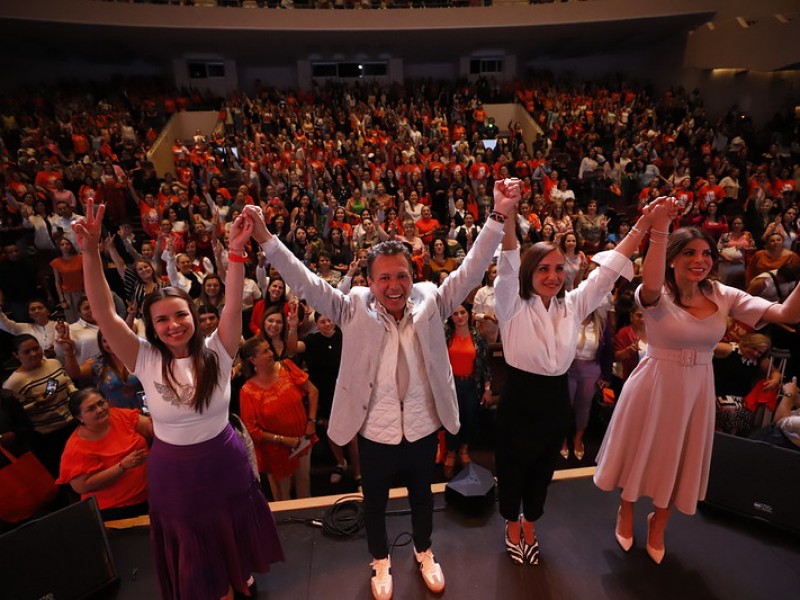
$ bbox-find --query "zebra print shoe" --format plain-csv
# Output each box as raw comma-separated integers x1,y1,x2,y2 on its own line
504,520,525,564
522,530,540,565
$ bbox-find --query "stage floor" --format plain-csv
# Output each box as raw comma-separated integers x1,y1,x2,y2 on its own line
103,472,800,600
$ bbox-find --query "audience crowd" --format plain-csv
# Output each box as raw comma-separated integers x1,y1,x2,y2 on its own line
1,72,799,530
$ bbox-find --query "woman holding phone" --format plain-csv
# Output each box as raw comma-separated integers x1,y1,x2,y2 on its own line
3,334,77,476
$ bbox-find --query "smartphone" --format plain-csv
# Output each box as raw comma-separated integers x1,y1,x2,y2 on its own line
44,378,58,397
136,391,150,415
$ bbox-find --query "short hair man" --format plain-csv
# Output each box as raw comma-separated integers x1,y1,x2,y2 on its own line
248,180,519,600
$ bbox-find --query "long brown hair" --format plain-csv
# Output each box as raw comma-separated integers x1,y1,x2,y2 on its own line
96,330,129,383
142,286,219,413
260,305,287,342
518,242,566,301
664,227,718,307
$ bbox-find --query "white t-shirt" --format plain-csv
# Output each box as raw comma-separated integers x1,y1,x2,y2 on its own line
574,321,600,360
135,331,233,445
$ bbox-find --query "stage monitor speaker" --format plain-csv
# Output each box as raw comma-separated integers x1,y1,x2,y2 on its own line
705,432,800,534
0,498,118,600
444,463,496,514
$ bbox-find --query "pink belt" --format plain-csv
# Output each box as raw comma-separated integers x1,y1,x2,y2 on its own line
645,347,713,366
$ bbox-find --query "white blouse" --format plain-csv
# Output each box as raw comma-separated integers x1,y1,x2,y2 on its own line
495,249,632,376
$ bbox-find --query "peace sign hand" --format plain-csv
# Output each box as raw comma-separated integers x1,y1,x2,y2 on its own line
286,300,300,330
72,198,105,253
347,257,359,277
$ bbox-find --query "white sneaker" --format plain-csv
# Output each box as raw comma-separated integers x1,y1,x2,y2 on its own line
413,547,445,593
370,557,392,600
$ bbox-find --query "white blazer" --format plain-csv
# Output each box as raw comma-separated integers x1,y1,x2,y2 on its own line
263,219,503,446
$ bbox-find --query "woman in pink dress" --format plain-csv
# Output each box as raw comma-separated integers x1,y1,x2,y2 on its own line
594,223,800,564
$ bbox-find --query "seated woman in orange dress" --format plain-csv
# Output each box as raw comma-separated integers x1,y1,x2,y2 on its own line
57,388,153,521
239,336,319,501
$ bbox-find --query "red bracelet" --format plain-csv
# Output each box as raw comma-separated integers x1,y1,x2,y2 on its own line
228,250,249,263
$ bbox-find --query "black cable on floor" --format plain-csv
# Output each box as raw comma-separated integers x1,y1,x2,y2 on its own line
388,531,413,557
319,495,364,537
277,496,447,538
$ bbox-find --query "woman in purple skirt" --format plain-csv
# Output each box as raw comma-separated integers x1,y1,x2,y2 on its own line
74,199,283,599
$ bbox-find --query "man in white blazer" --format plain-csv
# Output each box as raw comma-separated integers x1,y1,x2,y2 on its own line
245,179,519,600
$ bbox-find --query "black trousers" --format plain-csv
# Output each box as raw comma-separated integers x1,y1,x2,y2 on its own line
495,367,571,522
358,432,438,559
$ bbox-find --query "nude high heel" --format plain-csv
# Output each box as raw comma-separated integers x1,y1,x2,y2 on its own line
646,512,665,564
615,507,633,552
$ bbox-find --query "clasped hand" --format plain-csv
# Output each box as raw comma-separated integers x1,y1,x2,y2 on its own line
493,178,522,216
641,196,679,228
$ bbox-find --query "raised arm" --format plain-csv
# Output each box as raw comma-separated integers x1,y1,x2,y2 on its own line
497,178,522,251
127,180,142,205
438,179,519,316
638,197,678,306
55,321,93,382
0,308,25,335
161,239,182,289
72,200,140,371
104,234,128,279
217,213,253,357
285,299,306,356
244,204,348,326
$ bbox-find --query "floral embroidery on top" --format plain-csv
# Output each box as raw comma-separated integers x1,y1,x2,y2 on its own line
154,380,195,407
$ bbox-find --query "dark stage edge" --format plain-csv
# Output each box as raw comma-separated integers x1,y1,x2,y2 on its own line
102,475,800,600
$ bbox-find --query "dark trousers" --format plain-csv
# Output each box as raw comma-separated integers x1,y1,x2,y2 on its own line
445,378,480,451
495,368,570,522
358,432,438,559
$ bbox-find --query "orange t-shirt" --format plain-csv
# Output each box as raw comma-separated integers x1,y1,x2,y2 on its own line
416,217,441,244
50,255,84,293
448,333,476,378
72,133,90,155
56,409,148,510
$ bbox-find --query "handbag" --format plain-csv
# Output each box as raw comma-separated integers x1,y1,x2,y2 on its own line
0,446,58,523
591,387,616,429
742,379,779,413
